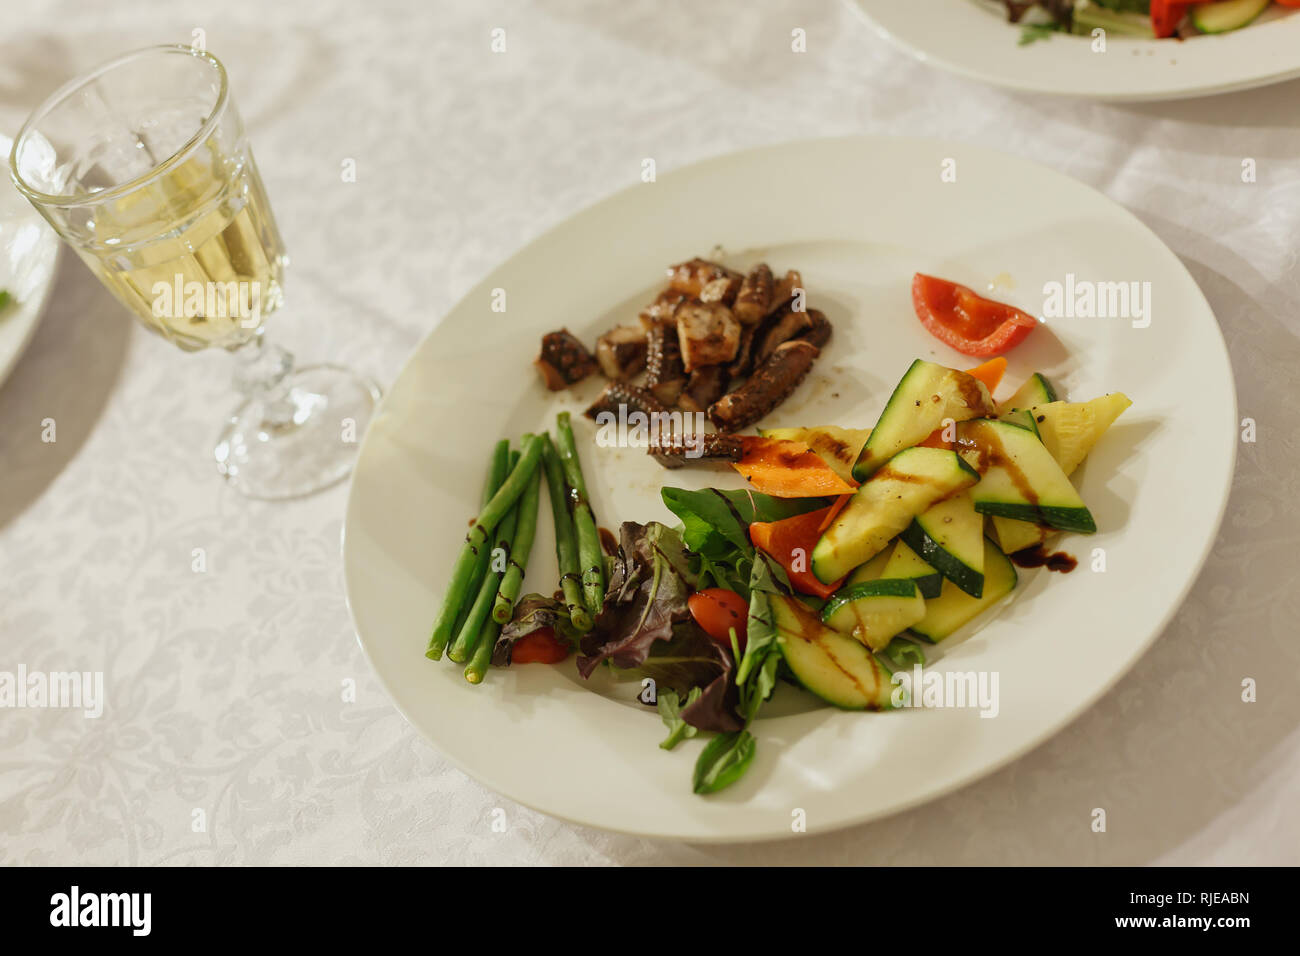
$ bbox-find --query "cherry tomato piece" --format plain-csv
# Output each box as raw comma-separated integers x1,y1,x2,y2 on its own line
511,627,570,664
688,588,749,649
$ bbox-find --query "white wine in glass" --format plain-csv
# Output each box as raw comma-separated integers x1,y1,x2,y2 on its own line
9,44,379,498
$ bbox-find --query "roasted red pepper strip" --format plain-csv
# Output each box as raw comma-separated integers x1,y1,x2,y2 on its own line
749,505,845,600
911,273,1038,358
1151,0,1191,38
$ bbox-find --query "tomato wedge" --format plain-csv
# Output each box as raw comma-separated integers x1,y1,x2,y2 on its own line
688,588,749,648
911,274,1038,358
511,627,570,664
1151,0,1191,37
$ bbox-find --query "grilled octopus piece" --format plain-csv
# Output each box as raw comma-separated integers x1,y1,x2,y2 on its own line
798,308,833,349
666,258,741,299
585,381,667,422
708,340,819,433
768,269,804,315
753,302,812,366
677,365,730,414
595,324,648,380
645,323,687,406
698,274,741,306
733,263,774,325
534,328,598,390
676,302,740,372
647,433,745,470
728,323,758,379
638,289,691,331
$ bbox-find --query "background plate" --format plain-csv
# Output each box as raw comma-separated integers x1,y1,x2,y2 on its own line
849,0,1300,101
0,134,60,388
343,136,1235,842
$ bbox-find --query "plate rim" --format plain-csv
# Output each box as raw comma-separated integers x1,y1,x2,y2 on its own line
341,134,1237,843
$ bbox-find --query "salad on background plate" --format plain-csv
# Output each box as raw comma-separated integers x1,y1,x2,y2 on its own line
1003,0,1299,43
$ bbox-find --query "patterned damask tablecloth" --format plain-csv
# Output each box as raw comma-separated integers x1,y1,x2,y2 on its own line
1,0,1297,866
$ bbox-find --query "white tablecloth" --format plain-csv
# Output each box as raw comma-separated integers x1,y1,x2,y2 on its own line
2,0,1297,866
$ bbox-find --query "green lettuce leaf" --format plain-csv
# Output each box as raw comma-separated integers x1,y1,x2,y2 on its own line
657,687,702,750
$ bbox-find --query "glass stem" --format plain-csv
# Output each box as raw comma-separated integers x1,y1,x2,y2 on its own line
232,331,298,429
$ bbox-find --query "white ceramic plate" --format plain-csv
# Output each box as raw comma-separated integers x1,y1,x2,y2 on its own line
342,136,1234,842
850,0,1300,101
0,134,60,387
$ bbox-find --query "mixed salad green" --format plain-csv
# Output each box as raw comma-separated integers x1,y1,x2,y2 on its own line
1004,0,1291,43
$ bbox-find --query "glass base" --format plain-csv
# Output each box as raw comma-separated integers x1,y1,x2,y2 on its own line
214,364,381,500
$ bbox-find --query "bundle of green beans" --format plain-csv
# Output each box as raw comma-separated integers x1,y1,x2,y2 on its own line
427,434,544,667
426,415,605,681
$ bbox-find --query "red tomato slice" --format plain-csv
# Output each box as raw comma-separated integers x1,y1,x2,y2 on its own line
911,273,1038,358
1151,0,1190,37
688,588,749,649
511,627,570,664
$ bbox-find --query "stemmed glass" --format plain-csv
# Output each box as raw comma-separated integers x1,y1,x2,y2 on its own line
9,44,379,499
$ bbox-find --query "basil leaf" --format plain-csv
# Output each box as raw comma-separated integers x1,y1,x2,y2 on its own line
657,687,702,750
692,730,756,795
742,649,781,725
748,550,790,595
736,590,778,686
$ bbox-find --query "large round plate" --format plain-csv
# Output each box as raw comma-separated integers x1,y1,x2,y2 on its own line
343,136,1234,842
849,0,1300,101
0,134,60,387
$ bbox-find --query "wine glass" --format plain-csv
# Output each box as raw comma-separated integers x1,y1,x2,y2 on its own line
9,44,379,499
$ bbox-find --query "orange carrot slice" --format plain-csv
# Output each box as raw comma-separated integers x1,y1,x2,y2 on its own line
966,356,1007,396
732,437,857,498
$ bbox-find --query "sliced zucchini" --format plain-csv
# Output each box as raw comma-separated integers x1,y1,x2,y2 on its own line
959,418,1096,534
1029,393,1132,477
813,447,980,584
998,406,1041,439
899,490,985,597
758,425,872,483
820,579,926,652
909,538,1018,643
771,593,895,710
851,360,995,481
880,539,942,599
846,545,895,586
990,514,1048,556
1191,0,1269,34
998,372,1057,416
